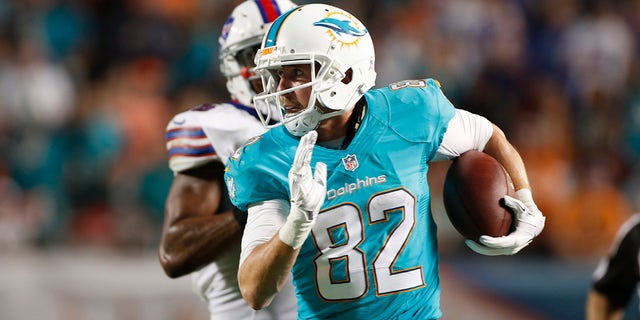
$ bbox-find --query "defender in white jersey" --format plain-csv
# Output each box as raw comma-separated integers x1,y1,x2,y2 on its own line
224,4,546,319
158,1,297,320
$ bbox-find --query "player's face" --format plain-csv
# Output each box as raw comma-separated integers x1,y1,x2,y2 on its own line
276,64,313,115
236,44,263,94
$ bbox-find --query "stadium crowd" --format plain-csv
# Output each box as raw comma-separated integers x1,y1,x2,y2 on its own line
0,0,638,262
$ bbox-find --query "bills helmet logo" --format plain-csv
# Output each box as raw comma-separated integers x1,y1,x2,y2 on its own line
221,16,234,40
342,154,359,171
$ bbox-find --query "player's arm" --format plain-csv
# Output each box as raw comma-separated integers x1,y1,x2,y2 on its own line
435,109,545,255
159,160,245,278
586,215,640,319
482,124,530,193
434,109,530,192
471,123,545,255
238,199,300,309
586,290,624,320
237,131,326,309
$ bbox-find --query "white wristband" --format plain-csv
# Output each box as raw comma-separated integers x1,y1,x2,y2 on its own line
278,205,314,249
516,188,536,208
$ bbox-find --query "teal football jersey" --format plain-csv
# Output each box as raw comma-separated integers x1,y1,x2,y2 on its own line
225,79,455,320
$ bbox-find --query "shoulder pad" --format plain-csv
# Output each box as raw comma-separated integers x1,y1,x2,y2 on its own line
165,107,219,173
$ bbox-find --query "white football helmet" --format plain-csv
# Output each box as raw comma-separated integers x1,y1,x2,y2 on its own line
253,4,376,136
219,0,297,106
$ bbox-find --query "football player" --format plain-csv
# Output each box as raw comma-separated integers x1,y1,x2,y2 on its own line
225,3,546,319
587,213,640,320
158,1,297,319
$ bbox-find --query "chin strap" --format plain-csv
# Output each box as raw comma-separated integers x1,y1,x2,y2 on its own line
341,99,367,149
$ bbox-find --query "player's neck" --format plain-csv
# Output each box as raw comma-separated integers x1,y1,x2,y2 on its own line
316,99,366,150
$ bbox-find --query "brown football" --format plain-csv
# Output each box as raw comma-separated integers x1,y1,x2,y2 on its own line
443,150,515,242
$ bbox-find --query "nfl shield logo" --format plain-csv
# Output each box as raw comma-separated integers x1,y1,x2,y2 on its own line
342,154,359,171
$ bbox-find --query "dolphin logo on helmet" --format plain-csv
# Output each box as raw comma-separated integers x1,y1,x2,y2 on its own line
313,18,368,37
253,4,377,137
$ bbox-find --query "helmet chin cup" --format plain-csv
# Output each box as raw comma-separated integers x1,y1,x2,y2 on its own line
285,107,323,137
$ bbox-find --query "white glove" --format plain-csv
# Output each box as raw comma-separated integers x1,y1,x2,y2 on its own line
279,131,327,249
465,189,546,256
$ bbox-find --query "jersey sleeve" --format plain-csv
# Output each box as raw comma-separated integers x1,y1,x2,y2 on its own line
165,103,267,173
166,110,219,174
378,78,456,160
224,134,290,211
591,215,640,309
433,108,494,161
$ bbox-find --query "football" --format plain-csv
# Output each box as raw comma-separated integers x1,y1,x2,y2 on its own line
442,150,515,242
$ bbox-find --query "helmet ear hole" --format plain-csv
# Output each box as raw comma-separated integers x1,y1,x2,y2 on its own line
342,68,353,85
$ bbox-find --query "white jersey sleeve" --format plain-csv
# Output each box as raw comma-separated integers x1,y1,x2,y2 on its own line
166,103,267,173
165,103,300,320
433,108,494,161
239,199,289,267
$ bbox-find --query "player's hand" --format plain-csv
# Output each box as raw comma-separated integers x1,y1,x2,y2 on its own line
465,189,546,256
289,130,327,217
279,130,327,249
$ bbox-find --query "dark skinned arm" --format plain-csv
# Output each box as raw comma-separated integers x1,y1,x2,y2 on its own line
158,161,244,278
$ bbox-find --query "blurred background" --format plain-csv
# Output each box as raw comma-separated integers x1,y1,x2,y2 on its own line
1,0,639,319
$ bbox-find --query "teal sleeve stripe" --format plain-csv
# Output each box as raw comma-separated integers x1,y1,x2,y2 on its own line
264,5,301,47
